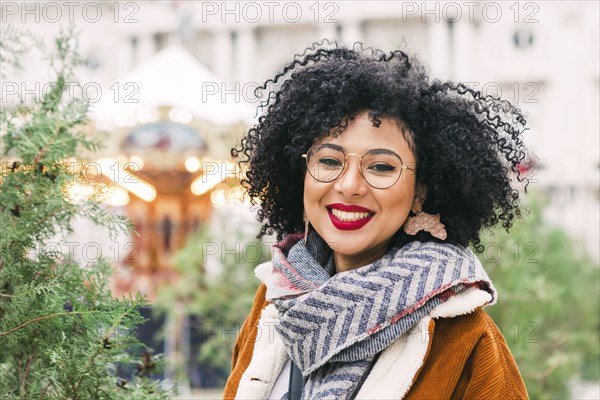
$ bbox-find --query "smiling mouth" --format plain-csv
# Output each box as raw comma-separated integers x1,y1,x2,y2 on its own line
327,204,375,231
327,208,373,221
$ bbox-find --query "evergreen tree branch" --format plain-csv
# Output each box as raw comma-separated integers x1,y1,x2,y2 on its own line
36,204,77,227
0,311,85,337
18,355,34,398
72,302,141,396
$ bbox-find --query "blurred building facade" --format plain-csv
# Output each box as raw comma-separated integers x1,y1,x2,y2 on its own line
4,1,599,257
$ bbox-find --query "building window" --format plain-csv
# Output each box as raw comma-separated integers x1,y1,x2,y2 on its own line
130,36,139,66
154,32,170,52
513,30,534,49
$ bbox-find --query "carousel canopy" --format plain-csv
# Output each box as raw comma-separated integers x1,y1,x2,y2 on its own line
89,45,256,126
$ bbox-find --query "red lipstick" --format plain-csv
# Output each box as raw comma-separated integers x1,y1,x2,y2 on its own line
326,203,375,231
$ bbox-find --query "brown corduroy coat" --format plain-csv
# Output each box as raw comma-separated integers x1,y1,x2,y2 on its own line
224,284,528,399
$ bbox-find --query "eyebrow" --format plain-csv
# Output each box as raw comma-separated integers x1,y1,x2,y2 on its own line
318,143,401,156
318,143,344,151
367,149,401,156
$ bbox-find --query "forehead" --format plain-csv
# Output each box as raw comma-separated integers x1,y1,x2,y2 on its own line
316,114,415,160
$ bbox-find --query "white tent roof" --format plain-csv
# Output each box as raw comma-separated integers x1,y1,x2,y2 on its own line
89,45,256,126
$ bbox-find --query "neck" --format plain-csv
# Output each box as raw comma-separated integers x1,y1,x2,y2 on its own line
333,239,392,273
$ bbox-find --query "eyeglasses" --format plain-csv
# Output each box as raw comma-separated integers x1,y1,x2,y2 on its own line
302,144,416,189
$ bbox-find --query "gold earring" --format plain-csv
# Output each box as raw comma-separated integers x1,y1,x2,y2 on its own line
402,203,447,240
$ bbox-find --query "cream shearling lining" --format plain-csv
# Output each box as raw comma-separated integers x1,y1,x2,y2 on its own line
235,304,288,400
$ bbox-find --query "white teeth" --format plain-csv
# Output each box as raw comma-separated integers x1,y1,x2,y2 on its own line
330,208,371,221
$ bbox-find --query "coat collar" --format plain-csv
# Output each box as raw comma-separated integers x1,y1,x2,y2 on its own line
235,286,492,399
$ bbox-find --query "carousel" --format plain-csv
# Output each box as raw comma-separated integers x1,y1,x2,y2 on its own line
87,45,254,300
83,45,255,390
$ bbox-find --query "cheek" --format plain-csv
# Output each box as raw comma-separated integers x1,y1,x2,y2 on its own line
381,187,415,220
303,173,319,210
303,173,311,203
303,174,330,218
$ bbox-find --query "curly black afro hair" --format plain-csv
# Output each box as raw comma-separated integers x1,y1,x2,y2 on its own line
232,40,532,252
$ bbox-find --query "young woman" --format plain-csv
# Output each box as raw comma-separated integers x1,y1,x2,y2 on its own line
224,41,529,399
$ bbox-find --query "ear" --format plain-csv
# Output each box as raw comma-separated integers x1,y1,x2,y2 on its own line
413,183,428,208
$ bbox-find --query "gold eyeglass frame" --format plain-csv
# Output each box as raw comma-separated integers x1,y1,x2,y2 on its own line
301,145,416,189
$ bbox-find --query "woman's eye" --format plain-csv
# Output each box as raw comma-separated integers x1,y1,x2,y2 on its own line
368,163,396,173
319,158,343,167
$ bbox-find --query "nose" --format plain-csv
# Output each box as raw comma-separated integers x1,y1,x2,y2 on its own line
333,156,368,197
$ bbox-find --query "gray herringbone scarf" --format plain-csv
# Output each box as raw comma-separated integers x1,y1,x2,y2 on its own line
260,230,496,400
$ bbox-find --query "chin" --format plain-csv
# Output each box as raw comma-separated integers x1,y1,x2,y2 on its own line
327,243,364,255
323,235,372,255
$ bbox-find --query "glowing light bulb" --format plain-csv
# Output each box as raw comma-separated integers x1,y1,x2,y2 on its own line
185,157,200,173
